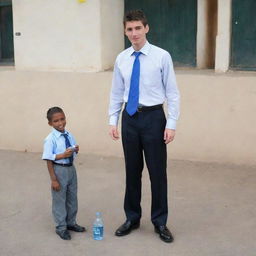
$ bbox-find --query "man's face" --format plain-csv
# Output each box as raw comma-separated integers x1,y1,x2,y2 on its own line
49,112,66,132
124,21,149,49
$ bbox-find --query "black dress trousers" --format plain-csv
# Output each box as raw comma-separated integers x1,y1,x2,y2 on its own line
121,107,168,226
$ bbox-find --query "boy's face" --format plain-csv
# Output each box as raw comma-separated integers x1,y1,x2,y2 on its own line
124,20,149,50
48,112,66,133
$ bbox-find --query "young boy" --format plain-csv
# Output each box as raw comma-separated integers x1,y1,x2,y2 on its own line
42,106,85,240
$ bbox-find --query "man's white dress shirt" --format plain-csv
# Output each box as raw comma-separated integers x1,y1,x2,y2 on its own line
109,41,180,130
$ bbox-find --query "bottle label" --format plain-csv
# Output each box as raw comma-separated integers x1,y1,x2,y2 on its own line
93,226,104,240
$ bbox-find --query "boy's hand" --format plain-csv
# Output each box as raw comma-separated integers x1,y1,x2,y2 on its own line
51,180,61,191
74,145,79,153
63,148,73,158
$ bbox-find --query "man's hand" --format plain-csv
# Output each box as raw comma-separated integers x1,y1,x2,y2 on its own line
109,126,120,140
51,180,61,191
164,129,176,144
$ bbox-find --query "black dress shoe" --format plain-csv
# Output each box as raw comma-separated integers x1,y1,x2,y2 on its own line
56,229,71,240
154,225,174,243
115,220,140,236
67,224,86,232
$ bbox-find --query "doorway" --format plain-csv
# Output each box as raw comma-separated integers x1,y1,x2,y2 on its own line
0,0,14,65
124,0,197,67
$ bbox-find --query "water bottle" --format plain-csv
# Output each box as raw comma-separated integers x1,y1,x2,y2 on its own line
93,212,104,240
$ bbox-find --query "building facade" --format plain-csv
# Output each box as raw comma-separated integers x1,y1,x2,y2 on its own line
1,0,255,72
0,0,256,164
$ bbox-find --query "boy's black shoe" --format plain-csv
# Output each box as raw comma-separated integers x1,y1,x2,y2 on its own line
154,225,174,243
56,230,71,240
67,224,86,232
115,220,140,236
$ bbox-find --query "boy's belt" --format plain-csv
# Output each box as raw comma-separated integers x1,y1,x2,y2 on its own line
53,162,73,167
125,103,163,112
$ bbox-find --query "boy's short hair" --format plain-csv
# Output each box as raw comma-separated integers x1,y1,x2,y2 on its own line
47,107,64,121
123,10,148,27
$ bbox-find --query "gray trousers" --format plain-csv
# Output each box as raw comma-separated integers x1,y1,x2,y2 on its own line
52,164,78,231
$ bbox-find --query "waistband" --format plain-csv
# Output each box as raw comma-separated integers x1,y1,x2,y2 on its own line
53,162,73,167
125,103,163,112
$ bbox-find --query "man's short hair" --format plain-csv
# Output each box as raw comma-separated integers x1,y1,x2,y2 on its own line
46,106,64,121
123,10,148,27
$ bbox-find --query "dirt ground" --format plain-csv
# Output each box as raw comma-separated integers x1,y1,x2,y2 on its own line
0,150,255,256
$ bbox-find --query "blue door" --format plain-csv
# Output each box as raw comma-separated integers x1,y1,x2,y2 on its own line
0,1,14,64
231,0,256,70
125,0,197,67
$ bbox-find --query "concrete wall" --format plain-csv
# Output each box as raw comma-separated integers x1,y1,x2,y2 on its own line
2,1,254,165
0,69,255,165
100,0,124,70
197,0,217,69
11,0,234,73
215,0,232,72
12,0,124,72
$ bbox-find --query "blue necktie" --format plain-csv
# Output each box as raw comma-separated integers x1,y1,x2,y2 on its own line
62,133,73,163
126,51,142,116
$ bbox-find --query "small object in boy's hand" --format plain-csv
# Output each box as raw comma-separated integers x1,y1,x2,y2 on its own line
69,146,77,152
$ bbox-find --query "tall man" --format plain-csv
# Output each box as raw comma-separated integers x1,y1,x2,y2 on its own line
108,10,180,243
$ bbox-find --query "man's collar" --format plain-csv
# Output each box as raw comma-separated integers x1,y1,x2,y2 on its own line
128,41,151,56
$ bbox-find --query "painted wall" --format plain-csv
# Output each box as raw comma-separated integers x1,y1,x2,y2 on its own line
0,70,255,165
197,0,217,69
215,0,232,72
1,1,254,165
100,0,124,70
11,0,234,73
12,0,123,72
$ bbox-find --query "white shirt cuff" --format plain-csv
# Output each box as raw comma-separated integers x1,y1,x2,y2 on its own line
166,118,177,130
109,115,119,126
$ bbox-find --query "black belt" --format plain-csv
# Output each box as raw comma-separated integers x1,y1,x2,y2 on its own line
53,162,73,167
125,104,163,112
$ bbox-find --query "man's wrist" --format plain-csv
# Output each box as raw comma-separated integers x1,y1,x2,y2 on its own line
166,118,177,130
109,115,119,126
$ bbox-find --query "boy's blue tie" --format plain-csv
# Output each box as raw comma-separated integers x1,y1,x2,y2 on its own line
126,51,142,116
62,133,73,163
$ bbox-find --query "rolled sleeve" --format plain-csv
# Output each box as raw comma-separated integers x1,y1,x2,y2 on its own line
42,138,56,161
